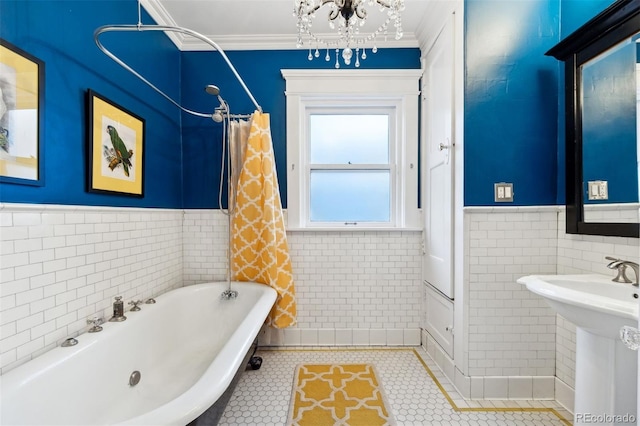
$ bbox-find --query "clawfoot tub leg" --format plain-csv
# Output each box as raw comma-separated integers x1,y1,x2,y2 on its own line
247,337,263,370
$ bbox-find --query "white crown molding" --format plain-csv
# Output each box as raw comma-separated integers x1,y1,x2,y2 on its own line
142,0,420,52
140,0,185,47
181,32,421,51
414,0,435,52
179,34,297,51
415,0,459,54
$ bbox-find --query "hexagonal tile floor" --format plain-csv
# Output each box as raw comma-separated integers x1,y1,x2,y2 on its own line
219,347,572,426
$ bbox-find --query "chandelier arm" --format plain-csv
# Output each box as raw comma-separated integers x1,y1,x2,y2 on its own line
298,1,341,20
314,1,335,14
375,0,394,8
320,0,342,21
296,2,314,17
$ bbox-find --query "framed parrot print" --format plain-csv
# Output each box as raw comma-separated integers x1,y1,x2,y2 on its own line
0,39,44,186
87,90,145,197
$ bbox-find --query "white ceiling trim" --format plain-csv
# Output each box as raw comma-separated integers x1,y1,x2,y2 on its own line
180,33,422,51
141,0,421,52
140,0,185,47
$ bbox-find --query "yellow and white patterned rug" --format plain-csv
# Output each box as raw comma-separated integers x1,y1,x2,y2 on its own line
287,364,396,426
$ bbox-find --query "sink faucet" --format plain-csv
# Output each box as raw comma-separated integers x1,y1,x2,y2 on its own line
606,257,639,287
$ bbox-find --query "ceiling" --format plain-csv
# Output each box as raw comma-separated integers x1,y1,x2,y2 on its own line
140,0,432,51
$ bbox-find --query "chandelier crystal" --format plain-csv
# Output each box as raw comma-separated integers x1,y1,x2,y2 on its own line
294,0,405,68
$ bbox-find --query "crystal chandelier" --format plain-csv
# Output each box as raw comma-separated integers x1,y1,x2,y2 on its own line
294,0,405,68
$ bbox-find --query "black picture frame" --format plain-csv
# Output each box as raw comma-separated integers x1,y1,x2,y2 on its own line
86,89,145,197
0,38,45,186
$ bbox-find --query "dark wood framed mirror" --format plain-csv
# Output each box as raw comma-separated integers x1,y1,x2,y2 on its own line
546,0,640,238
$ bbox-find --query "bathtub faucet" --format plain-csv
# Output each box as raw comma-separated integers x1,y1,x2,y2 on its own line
606,256,639,286
87,317,104,333
129,300,143,311
109,296,127,322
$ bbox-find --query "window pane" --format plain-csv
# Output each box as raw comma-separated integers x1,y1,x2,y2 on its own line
310,115,389,164
310,171,390,222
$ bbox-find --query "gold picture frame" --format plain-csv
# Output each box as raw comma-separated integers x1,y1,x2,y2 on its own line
0,39,44,186
87,90,145,197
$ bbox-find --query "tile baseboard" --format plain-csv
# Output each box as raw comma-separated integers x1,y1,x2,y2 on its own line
258,327,421,347
422,329,557,401
554,377,575,416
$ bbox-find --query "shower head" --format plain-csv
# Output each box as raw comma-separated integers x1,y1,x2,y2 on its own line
211,110,224,123
205,84,227,122
205,85,220,96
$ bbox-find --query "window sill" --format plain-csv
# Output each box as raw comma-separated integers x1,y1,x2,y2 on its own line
285,226,423,232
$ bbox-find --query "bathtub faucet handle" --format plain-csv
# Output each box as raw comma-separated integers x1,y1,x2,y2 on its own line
129,300,143,311
87,317,104,333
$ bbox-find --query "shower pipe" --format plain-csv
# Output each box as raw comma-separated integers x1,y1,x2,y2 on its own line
217,102,237,300
214,98,256,300
94,24,263,117
95,16,261,300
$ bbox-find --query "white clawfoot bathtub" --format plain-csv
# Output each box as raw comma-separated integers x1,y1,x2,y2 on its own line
1,282,277,426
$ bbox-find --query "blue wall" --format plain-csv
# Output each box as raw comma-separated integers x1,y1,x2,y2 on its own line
464,0,560,206
180,49,421,208
0,0,183,208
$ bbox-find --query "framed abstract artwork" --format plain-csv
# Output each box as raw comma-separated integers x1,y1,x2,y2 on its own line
87,89,145,197
0,39,44,186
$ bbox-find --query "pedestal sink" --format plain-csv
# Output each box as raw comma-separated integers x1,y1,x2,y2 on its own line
517,274,639,425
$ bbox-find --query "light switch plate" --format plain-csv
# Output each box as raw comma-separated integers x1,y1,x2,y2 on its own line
495,183,514,202
587,180,608,200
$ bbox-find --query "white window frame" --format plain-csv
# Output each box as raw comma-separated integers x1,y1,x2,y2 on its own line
282,69,421,230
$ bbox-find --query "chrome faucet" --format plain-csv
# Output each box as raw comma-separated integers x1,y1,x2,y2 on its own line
109,296,127,322
87,317,104,332
606,257,640,286
128,300,143,311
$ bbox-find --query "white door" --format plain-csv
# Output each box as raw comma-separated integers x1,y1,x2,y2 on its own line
422,14,455,299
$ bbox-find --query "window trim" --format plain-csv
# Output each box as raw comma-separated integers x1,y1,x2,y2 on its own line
282,69,422,230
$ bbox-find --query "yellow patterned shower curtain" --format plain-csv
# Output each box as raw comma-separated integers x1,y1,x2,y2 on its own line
230,111,297,328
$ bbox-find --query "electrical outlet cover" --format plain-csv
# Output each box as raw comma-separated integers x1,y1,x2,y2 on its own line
494,183,514,202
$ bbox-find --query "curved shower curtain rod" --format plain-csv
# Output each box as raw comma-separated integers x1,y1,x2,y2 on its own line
94,24,263,117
